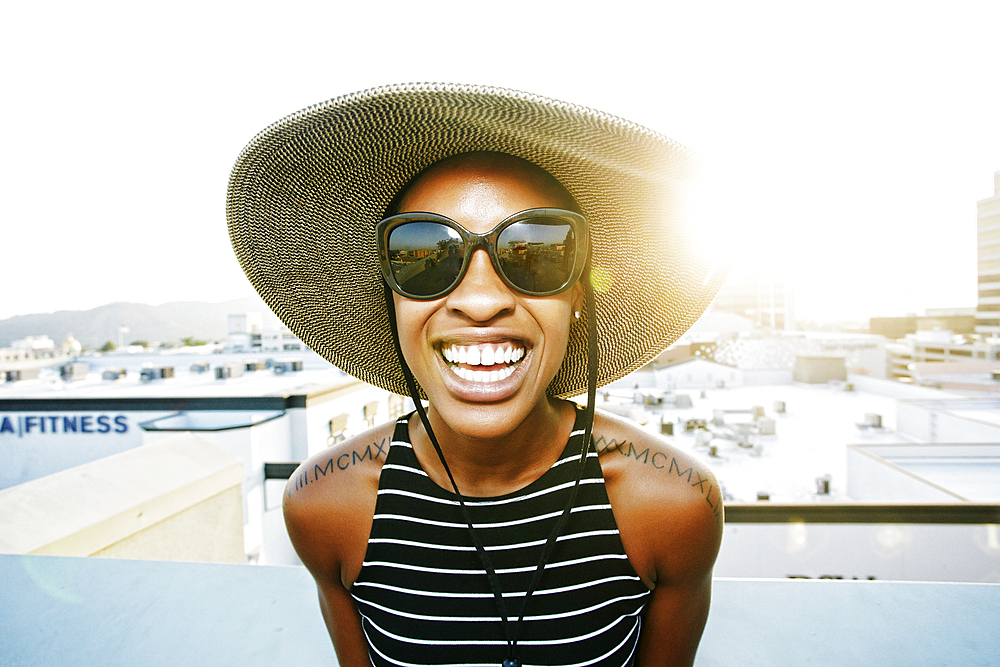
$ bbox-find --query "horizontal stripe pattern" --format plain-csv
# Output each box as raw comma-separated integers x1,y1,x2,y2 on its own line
352,409,651,667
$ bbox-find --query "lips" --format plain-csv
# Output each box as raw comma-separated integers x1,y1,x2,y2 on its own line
441,342,525,383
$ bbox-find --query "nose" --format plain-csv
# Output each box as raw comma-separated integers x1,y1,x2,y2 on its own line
445,247,516,321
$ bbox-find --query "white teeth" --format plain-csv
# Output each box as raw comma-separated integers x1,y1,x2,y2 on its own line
451,364,517,383
442,343,525,382
444,344,524,367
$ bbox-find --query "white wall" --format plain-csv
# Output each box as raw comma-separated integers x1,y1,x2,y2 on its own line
716,522,1000,582
303,384,395,458
143,415,292,561
0,410,174,489
896,401,1000,443
846,445,965,502
653,360,745,389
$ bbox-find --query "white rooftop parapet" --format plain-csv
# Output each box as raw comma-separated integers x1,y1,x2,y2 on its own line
0,433,244,562
2,555,998,665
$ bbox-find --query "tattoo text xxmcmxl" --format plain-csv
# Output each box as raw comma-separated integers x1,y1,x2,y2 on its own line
595,435,723,522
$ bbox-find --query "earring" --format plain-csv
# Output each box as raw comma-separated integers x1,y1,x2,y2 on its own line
574,311,581,320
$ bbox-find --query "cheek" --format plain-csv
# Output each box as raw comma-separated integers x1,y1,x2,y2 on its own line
537,299,576,354
392,296,433,364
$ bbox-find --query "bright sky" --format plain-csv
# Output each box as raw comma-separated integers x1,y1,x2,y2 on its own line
2,1,997,323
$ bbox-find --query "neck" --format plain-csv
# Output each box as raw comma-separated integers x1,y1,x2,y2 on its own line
412,398,575,497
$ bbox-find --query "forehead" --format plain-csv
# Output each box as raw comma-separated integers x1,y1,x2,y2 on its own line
395,153,576,222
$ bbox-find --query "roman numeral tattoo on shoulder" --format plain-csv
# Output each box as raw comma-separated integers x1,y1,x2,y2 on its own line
594,435,723,523
286,437,388,498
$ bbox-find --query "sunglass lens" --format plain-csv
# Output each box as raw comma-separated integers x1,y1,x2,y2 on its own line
496,220,576,293
387,222,465,297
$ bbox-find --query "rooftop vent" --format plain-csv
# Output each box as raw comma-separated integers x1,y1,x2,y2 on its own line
140,367,174,382
272,360,303,374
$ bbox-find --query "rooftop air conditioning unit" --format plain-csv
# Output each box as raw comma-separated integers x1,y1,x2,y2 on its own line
60,362,89,382
6,369,40,382
216,362,245,380
140,366,174,382
816,475,831,495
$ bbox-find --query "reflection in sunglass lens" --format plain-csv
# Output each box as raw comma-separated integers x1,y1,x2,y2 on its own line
387,222,465,297
497,221,575,293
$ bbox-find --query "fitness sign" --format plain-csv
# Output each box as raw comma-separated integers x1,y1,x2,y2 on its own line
0,413,130,437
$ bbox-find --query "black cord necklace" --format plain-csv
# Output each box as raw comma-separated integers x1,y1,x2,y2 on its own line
384,271,598,667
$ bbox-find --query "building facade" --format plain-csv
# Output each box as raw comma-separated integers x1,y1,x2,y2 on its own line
886,332,1000,382
710,265,796,331
977,171,1000,336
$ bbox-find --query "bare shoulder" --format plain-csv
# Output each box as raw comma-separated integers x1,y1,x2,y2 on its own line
593,409,723,587
284,420,395,504
282,419,396,588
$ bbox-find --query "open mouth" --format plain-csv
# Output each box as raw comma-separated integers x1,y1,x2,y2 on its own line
441,342,525,383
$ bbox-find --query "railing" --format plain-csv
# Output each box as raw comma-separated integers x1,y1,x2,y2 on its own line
724,502,1000,524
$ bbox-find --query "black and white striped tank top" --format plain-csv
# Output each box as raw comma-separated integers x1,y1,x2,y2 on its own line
351,407,652,667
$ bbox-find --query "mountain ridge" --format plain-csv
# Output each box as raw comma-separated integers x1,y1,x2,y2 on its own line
0,296,284,348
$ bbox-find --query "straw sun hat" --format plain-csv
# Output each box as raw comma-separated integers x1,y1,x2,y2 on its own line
226,83,725,398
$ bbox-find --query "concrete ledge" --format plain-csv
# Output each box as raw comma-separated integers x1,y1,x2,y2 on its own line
1,555,997,666
700,577,1000,666
0,434,243,561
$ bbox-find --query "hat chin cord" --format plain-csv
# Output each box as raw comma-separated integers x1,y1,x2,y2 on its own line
382,256,597,667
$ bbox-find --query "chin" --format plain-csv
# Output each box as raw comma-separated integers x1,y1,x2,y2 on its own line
429,394,545,442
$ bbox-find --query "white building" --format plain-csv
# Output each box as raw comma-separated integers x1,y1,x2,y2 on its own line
227,312,263,351
228,312,304,353
261,330,303,352
0,349,398,565
3,348,998,582
887,331,1000,382
977,170,1000,336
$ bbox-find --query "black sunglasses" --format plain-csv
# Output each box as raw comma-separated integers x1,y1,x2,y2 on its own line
376,208,588,300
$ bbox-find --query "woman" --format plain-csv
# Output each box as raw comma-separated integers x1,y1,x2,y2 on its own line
227,84,726,667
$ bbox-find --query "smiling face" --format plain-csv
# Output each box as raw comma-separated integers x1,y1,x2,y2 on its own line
392,152,584,441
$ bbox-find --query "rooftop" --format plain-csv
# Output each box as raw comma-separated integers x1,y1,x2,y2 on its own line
598,377,947,503
0,349,345,401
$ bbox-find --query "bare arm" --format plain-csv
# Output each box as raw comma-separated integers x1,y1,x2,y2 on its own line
595,412,723,666
633,490,720,666
283,424,394,667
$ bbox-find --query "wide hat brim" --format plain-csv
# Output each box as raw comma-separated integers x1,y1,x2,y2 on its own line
227,83,725,398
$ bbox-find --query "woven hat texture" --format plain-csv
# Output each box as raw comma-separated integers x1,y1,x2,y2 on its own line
227,83,725,397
